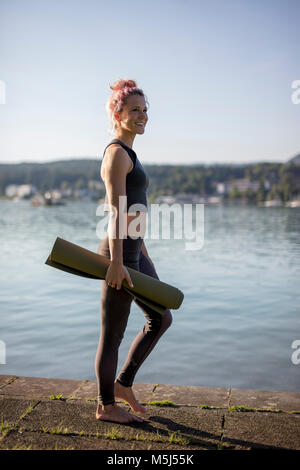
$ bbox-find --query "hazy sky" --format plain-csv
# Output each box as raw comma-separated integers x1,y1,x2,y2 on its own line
0,0,299,165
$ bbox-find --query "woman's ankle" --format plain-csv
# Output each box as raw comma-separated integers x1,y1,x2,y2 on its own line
115,379,131,388
101,402,116,411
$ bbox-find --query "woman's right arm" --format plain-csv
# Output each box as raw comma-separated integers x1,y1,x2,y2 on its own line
104,146,134,290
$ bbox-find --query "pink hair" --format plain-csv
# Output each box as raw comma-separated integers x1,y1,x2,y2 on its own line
105,78,149,134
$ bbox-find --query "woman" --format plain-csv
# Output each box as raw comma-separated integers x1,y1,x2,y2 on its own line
95,79,173,424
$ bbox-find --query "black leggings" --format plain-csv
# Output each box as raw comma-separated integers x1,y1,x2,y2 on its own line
95,233,173,406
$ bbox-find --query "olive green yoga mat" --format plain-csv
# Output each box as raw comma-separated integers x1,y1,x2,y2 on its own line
45,237,184,316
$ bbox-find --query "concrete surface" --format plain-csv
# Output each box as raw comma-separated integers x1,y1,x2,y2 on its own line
0,375,299,451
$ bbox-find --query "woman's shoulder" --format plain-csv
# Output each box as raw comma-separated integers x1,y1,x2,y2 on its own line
101,143,134,176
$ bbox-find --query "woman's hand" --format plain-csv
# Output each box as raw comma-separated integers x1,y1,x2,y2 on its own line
105,260,134,290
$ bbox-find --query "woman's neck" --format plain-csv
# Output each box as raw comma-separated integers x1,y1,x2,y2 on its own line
114,132,135,149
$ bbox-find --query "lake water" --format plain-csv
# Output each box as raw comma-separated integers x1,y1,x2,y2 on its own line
0,200,299,393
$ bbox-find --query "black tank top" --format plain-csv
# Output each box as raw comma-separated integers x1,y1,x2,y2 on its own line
102,139,149,214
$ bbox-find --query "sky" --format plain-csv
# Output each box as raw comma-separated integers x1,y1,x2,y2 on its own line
0,0,299,165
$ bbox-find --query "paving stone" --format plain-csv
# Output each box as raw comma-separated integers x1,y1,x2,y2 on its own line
0,397,40,425
142,404,224,449
0,375,81,399
70,380,162,404
0,375,17,389
0,429,206,450
129,383,158,404
68,379,97,399
230,387,300,412
1,375,300,451
151,383,229,407
222,411,300,450
18,399,223,449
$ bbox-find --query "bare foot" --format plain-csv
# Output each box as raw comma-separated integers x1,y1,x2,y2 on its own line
95,403,144,423
114,380,147,413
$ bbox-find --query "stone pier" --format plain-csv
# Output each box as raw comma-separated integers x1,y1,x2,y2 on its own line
0,375,299,450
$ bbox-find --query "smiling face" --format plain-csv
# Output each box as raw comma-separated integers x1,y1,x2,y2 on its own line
114,94,148,136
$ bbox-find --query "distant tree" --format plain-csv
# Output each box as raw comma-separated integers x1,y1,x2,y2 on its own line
269,184,281,201
229,186,241,199
75,178,86,190
256,180,267,203
1,158,299,202
244,188,256,203
60,180,69,190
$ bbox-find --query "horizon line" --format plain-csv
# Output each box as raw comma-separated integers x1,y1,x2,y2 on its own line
0,156,293,166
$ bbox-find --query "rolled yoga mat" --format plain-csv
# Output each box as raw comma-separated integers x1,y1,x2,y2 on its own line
45,237,184,316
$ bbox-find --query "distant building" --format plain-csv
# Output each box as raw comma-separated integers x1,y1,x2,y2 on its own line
88,180,105,190
49,189,63,200
173,193,205,203
206,196,222,204
228,179,260,193
60,188,73,197
216,182,228,194
5,184,36,198
155,193,218,205
216,179,260,194
5,185,18,198
154,195,177,204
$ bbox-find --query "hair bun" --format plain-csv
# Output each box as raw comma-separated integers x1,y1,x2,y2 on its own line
109,79,137,92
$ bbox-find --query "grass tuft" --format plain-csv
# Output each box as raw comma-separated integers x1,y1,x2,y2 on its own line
19,402,35,420
50,394,66,401
148,400,177,407
40,421,69,435
198,405,225,410
0,417,15,437
168,431,191,445
104,427,123,440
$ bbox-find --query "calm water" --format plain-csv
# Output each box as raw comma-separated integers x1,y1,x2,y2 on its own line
0,200,299,392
